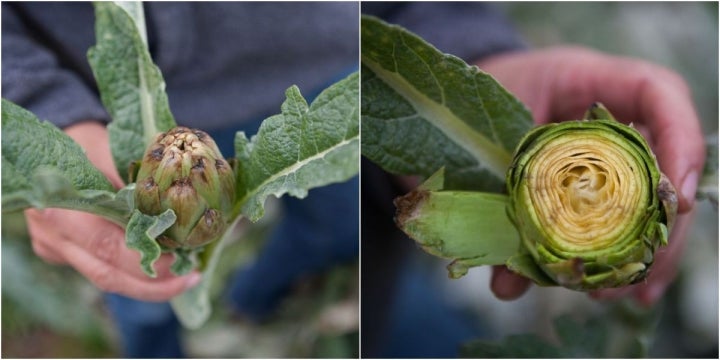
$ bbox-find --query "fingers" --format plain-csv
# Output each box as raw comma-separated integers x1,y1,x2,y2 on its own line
56,237,202,302
28,208,173,280
60,213,179,281
26,208,71,264
25,208,200,302
590,211,692,306
490,265,532,300
635,76,705,213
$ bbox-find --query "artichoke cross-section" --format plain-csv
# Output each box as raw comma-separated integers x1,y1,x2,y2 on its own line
506,106,677,290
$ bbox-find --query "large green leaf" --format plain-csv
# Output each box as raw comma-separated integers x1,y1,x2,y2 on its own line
2,240,110,346
174,72,360,328
1,99,113,194
360,15,533,192
235,72,360,222
1,99,131,223
88,2,176,183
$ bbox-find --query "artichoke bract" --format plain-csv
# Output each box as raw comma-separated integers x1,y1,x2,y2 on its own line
505,105,677,290
134,126,235,250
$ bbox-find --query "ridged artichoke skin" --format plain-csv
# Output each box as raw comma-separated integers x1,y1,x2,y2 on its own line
134,126,235,250
506,119,675,290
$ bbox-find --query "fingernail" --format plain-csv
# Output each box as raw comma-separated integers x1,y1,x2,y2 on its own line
185,272,203,289
681,171,699,208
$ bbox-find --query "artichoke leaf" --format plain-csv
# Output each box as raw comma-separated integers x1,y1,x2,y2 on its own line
360,15,533,192
125,209,176,277
2,98,115,213
234,73,359,222
88,2,177,182
170,249,195,276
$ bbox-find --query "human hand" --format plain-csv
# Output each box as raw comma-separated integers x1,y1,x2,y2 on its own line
24,121,202,302
476,47,705,305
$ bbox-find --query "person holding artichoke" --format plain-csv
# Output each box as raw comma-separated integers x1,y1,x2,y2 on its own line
477,48,703,304
3,2,359,357
360,2,705,357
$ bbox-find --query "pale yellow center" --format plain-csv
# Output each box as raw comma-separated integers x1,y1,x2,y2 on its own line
525,134,643,252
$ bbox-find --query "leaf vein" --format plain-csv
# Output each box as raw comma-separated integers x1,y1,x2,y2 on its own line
239,136,358,206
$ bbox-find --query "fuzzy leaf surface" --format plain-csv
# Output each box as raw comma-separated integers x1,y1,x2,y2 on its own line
1,99,130,222
88,2,176,182
234,72,359,221
125,209,176,277
361,15,532,192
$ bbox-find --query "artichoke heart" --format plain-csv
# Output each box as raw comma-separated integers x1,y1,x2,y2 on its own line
506,105,677,290
133,126,235,250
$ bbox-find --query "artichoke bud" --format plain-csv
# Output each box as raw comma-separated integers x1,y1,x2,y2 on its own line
506,104,677,290
162,178,208,243
217,159,236,211
190,157,221,208
185,209,226,248
134,126,236,250
135,177,162,214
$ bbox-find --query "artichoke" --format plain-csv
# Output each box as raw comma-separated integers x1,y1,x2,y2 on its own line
133,126,235,250
505,104,677,290
394,104,678,291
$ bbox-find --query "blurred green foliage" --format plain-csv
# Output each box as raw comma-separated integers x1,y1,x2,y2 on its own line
460,300,663,358
2,212,115,357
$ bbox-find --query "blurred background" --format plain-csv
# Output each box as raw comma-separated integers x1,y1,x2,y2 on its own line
2,197,358,358
361,1,717,358
503,1,718,136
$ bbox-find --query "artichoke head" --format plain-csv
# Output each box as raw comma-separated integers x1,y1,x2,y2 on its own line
506,104,677,290
133,126,235,250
